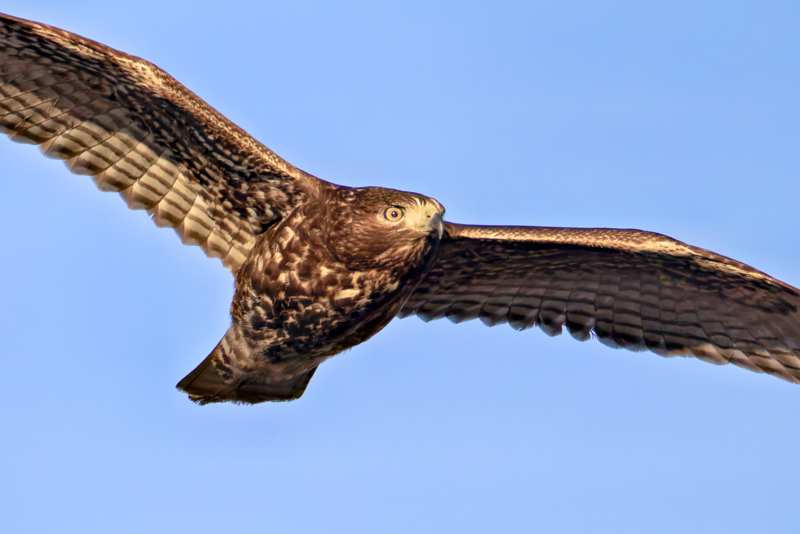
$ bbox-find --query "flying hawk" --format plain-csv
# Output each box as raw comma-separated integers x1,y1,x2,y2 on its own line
2,12,799,404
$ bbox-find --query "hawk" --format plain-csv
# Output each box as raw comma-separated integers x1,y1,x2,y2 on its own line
2,12,799,404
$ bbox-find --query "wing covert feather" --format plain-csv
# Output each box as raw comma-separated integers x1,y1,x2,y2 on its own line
0,13,326,272
401,223,800,383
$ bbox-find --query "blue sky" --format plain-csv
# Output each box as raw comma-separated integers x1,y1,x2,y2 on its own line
1,1,799,533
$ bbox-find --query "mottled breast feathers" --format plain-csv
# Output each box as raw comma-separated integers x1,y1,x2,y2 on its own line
179,188,445,404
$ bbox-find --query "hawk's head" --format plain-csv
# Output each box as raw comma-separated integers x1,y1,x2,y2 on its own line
327,187,445,271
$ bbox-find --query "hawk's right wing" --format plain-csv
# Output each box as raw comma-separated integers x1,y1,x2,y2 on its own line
0,13,327,272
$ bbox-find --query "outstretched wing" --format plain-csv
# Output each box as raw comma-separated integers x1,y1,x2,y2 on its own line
0,13,326,272
401,223,800,383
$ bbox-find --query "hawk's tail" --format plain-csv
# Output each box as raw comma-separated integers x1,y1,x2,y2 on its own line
175,330,318,405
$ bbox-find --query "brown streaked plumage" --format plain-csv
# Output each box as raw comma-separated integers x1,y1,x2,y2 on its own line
1,12,799,404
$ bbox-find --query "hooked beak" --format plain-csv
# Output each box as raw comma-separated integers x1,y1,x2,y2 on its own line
427,211,444,239
410,202,445,239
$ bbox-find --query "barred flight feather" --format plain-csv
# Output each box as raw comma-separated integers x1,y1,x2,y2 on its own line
0,12,324,273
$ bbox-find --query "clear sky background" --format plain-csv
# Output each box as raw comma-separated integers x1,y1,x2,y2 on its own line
1,1,799,533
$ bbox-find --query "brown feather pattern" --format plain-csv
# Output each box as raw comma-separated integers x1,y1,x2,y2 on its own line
0,13,323,272
2,12,800,404
179,188,444,404
401,224,800,383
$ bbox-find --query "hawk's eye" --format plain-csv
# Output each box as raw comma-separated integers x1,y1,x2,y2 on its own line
384,206,404,222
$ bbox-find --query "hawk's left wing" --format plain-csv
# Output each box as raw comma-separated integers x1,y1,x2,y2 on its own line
400,222,800,383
